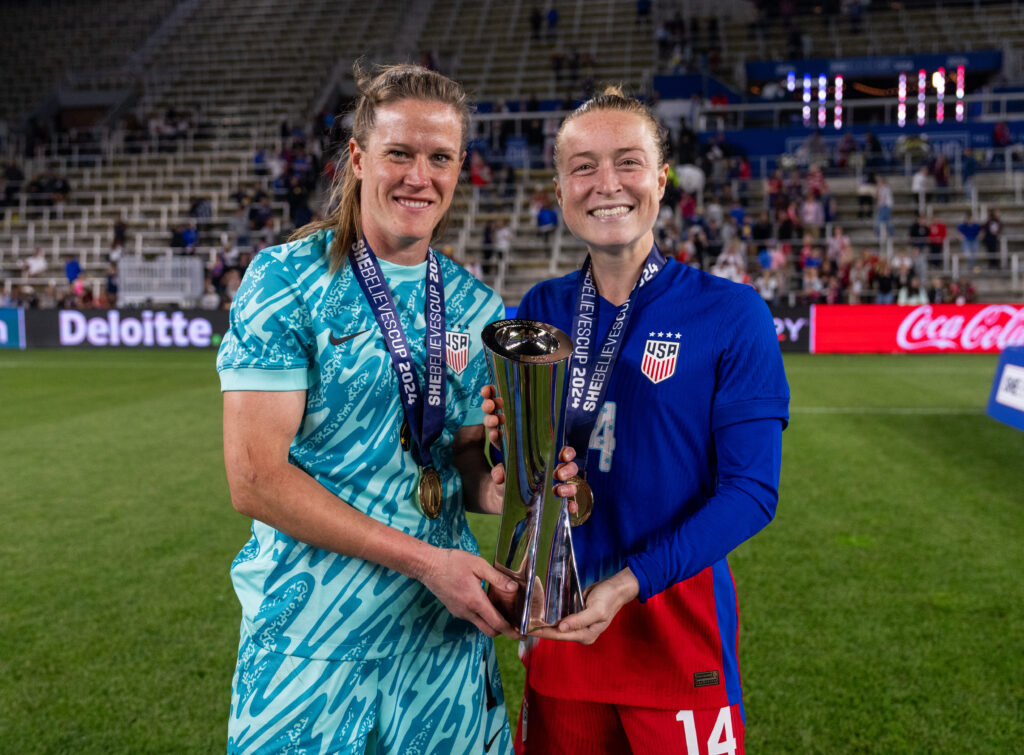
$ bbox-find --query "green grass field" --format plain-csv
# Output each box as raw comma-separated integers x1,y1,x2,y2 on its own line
2,350,1022,753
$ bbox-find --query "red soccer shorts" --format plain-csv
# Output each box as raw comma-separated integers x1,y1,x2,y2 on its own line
514,685,745,755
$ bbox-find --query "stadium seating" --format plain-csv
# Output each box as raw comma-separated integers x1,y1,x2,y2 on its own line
1,0,1023,307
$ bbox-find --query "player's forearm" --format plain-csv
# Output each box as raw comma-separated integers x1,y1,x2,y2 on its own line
627,418,783,601
227,459,439,582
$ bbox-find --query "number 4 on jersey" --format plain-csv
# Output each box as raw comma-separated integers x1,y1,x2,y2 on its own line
676,707,737,755
587,402,616,472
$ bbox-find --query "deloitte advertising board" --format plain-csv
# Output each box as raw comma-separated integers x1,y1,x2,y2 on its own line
3,308,230,349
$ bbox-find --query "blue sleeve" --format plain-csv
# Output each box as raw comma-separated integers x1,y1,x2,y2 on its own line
711,288,790,431
626,416,783,602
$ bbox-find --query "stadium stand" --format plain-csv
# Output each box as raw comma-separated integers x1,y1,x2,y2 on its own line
1,0,1023,309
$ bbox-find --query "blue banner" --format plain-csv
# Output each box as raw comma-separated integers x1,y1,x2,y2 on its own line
0,308,26,349
987,346,1024,432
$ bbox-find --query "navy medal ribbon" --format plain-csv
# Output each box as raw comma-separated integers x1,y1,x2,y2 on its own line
349,238,447,473
564,244,667,472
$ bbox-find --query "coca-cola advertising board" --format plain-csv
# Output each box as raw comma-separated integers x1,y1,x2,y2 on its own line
811,304,1024,354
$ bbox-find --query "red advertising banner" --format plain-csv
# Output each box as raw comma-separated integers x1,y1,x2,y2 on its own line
812,304,1024,354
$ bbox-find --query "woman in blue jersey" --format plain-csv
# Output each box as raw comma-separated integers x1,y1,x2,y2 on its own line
484,87,790,754
217,64,579,755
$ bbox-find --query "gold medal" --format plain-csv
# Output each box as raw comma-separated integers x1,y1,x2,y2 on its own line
566,475,593,526
416,466,443,519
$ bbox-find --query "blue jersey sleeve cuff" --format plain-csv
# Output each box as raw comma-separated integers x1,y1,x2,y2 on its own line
713,397,790,432
626,553,659,603
219,366,310,392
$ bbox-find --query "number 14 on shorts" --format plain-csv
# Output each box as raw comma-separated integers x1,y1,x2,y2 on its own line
676,706,740,755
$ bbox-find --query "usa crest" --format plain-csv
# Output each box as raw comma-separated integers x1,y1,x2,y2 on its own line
446,330,470,374
641,336,679,384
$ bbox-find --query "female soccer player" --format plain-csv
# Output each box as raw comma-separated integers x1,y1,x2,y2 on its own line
217,64,526,754
485,87,790,754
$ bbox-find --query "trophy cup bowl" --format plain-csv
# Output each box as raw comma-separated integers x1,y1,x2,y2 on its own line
482,319,585,635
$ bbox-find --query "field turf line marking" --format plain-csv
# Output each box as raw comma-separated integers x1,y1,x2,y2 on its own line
792,407,983,415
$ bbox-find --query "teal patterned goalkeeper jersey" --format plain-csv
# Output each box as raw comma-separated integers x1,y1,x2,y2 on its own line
216,229,504,661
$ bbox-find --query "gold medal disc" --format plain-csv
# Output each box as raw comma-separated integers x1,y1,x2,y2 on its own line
417,467,443,519
566,475,593,526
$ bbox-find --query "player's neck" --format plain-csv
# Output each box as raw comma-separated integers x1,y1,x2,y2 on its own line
588,235,653,306
363,227,430,267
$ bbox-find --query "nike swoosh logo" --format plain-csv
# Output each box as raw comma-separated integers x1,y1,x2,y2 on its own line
329,329,368,346
483,727,503,753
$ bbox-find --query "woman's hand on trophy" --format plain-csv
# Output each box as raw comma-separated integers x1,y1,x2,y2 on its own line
480,384,504,448
552,445,580,509
529,567,640,645
419,547,524,640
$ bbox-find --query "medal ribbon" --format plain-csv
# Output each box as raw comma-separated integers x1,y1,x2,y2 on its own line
350,238,447,469
565,244,667,470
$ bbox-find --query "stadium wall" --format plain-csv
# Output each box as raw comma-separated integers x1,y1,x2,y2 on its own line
3,305,1022,354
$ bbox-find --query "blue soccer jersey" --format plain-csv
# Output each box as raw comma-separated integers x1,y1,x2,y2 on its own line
217,229,505,662
517,259,789,710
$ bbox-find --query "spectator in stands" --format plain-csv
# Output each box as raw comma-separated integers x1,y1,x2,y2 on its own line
22,247,47,278
874,175,893,239
169,225,187,250
101,263,117,308
873,259,897,304
546,4,559,41
957,212,983,271
805,162,828,197
765,168,784,215
856,172,876,219
229,207,251,250
950,277,977,304
537,200,558,241
991,121,1023,165
931,154,951,203
982,208,1003,269
837,132,859,170
494,216,513,266
911,165,930,210
802,265,824,303
112,213,127,248
188,196,212,220
847,257,869,304
64,255,81,285
799,192,824,238
287,175,313,229
927,215,947,268
248,195,274,241
898,275,929,306
181,222,199,254
799,233,821,270
927,276,949,304
200,280,221,310
530,6,543,39
826,225,850,264
908,213,930,255
755,268,780,307
751,210,774,253
469,150,493,208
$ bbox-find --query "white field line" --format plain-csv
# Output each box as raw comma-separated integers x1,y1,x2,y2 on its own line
792,407,983,415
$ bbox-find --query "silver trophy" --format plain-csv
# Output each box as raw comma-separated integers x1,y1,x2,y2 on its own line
482,319,585,634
